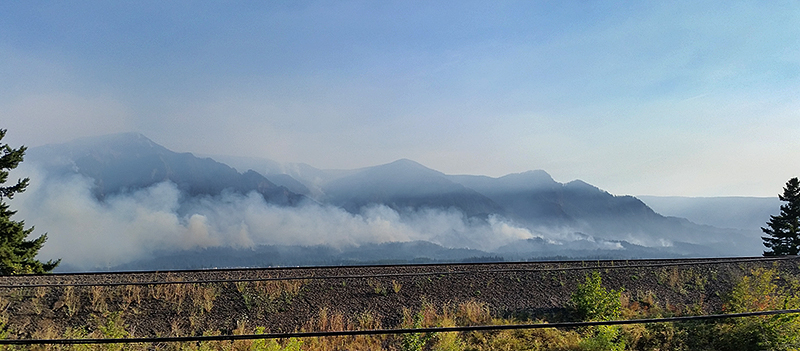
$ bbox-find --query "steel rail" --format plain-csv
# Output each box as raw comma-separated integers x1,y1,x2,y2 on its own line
9,256,773,277
0,256,796,289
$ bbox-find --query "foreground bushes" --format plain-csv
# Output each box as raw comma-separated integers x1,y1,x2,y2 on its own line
678,267,800,351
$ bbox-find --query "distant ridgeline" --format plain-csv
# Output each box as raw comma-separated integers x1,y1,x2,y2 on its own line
27,133,303,206
25,133,766,271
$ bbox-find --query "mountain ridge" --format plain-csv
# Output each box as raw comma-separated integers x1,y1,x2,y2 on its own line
21,133,767,270
27,132,305,206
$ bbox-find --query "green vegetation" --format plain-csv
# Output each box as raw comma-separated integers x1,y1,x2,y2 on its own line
569,271,622,321
0,129,59,274
654,267,707,295
400,312,434,351
763,177,800,256
680,267,800,351
569,271,625,351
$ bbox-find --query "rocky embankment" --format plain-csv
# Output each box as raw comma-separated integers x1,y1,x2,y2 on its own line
0,257,797,339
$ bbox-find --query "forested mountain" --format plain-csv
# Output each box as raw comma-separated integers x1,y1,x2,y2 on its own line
21,133,763,271
284,159,755,255
27,133,304,206
320,159,504,217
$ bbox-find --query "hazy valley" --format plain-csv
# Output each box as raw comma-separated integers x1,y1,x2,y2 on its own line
14,133,774,271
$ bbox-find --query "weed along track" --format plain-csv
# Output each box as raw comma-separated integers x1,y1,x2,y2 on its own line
0,257,798,345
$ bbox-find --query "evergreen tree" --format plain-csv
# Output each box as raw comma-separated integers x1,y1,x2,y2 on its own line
762,177,800,256
0,129,59,274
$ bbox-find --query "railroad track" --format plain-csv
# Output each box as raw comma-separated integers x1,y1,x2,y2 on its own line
0,255,794,288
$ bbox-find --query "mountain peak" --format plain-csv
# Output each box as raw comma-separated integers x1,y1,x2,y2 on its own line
359,159,445,180
565,179,602,192
27,132,304,205
68,131,154,145
496,170,557,188
382,158,435,170
33,132,170,159
322,158,501,216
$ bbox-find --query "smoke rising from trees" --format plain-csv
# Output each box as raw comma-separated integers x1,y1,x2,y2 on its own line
11,165,549,269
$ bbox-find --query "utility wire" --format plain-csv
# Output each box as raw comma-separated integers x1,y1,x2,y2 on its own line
1,309,798,345
0,256,795,289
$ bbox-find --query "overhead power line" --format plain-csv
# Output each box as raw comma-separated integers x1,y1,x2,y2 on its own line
1,309,798,345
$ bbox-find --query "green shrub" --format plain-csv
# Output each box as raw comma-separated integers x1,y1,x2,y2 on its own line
579,325,625,351
251,335,303,351
568,272,626,351
569,271,622,322
402,312,436,351
680,268,800,351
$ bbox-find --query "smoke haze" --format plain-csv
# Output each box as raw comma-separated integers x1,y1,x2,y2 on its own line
12,165,544,269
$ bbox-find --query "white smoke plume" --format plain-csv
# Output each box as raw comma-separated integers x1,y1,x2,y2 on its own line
10,165,542,270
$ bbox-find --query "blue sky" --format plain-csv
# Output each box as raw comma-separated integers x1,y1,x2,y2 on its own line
1,1,798,196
